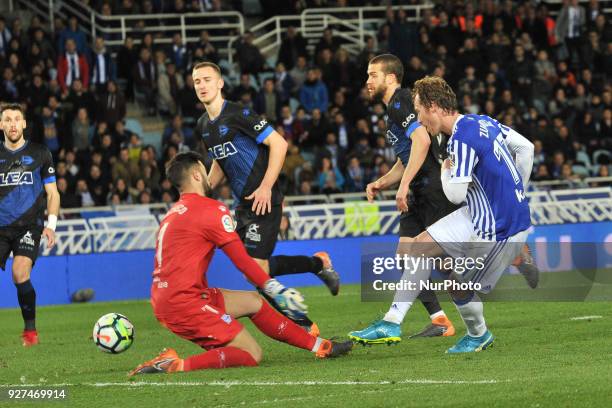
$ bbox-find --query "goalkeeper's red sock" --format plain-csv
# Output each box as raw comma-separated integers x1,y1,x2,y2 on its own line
183,347,258,371
250,301,319,351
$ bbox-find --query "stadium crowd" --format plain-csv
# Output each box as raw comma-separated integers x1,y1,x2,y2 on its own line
0,0,610,209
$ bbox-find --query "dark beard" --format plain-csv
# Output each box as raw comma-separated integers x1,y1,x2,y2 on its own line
370,85,387,103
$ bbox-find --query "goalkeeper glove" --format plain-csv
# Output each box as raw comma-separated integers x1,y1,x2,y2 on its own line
263,278,308,319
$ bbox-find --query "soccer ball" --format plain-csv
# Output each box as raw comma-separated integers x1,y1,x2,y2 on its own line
93,313,134,353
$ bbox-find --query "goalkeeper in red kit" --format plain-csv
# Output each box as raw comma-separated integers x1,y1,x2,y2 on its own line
129,152,352,375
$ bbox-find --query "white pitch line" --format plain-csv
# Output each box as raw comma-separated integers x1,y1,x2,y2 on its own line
570,315,603,321
0,379,505,388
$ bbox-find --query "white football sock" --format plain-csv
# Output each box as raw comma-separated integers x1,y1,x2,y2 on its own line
454,293,487,337
383,302,412,324
382,262,432,324
430,310,446,320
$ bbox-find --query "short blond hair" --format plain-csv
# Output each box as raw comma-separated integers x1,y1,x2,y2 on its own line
192,61,221,76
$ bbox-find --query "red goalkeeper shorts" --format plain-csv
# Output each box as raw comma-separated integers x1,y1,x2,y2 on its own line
155,288,244,350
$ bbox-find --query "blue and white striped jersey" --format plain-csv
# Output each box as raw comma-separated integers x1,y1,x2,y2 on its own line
447,114,531,241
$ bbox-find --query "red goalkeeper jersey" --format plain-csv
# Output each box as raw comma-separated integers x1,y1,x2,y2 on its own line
151,193,243,315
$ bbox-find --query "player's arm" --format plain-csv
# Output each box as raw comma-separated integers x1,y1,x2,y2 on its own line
440,129,478,205
43,182,60,248
396,126,430,212
366,158,404,202
245,130,287,215
208,159,226,190
502,127,534,189
441,159,469,204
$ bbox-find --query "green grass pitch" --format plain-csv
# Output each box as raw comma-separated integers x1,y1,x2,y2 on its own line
0,284,610,407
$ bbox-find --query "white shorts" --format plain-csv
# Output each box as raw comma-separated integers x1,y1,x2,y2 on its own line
426,207,528,293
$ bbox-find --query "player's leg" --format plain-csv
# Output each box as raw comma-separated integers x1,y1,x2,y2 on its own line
11,227,42,347
235,206,320,334
237,205,339,295
349,210,454,344
220,289,351,357
446,231,528,353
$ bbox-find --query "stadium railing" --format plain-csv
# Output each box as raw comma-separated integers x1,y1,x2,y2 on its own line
13,0,244,58
43,184,612,256
226,3,434,65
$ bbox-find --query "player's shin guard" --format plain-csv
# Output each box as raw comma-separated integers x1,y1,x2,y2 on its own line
268,255,323,277
183,347,258,371
453,292,487,337
250,300,317,351
15,280,36,330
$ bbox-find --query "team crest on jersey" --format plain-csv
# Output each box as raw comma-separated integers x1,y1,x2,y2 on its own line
393,101,400,109
246,223,261,242
221,214,234,232
219,125,229,136
0,171,33,186
208,142,237,159
243,108,250,116
21,155,34,165
202,132,210,138
221,314,232,324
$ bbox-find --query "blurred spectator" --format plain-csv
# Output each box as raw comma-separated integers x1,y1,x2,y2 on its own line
163,115,193,147
57,38,89,93
57,177,81,208
112,147,140,186
318,156,345,194
177,74,202,123
90,37,116,95
278,26,307,70
274,62,294,103
133,48,158,115
57,16,87,55
299,67,329,113
71,107,93,152
555,0,586,66
75,179,95,207
168,33,188,72
116,36,138,99
234,31,265,76
158,62,184,116
191,30,218,64
231,73,257,101
254,78,281,123
346,156,366,192
99,80,126,127
289,55,308,94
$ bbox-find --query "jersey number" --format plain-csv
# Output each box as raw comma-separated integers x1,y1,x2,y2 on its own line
493,135,521,185
156,222,170,268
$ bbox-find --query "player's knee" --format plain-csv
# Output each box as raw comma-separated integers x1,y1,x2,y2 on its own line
12,257,32,283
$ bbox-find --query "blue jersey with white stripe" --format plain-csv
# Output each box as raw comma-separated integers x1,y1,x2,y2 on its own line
196,100,282,206
447,114,531,240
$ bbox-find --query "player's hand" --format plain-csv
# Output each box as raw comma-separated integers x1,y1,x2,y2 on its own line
396,185,409,213
263,278,308,319
442,158,451,170
245,184,272,215
366,180,382,203
42,227,56,249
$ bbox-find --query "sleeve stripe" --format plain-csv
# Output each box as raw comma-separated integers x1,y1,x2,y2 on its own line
43,176,56,184
405,121,421,138
255,126,274,144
